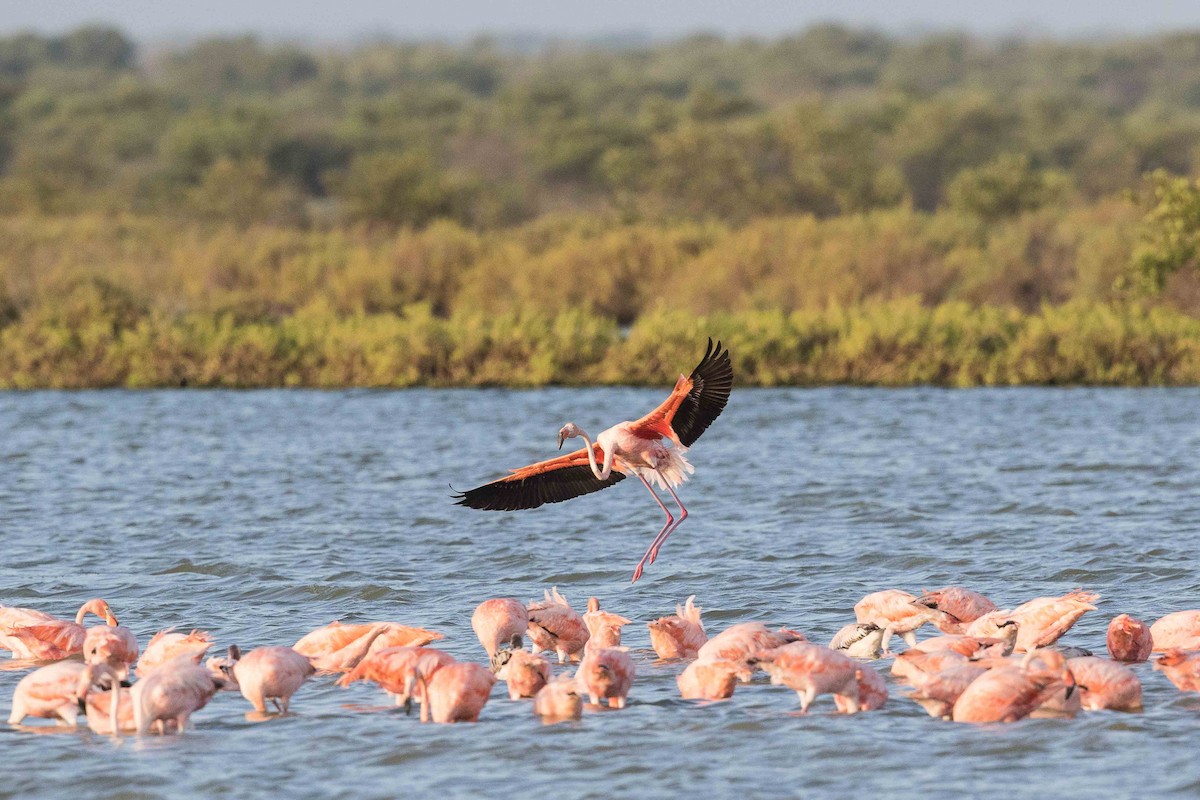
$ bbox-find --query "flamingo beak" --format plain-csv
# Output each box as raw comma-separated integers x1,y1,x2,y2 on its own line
1064,670,1077,699
557,431,566,450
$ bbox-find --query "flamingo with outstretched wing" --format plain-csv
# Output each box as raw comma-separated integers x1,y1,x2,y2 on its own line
455,339,732,583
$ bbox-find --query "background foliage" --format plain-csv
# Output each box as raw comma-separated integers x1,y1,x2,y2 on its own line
3,26,1200,386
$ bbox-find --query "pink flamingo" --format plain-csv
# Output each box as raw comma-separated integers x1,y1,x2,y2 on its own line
7,661,87,725
83,624,139,680
527,588,590,663
890,649,969,685
470,598,529,671
1149,610,1200,651
677,660,750,700
910,623,1018,658
951,650,1076,723
829,623,886,658
696,622,805,676
131,654,224,734
648,596,707,659
1106,614,1153,662
834,665,888,713
456,340,732,583
75,664,135,734
575,646,635,709
914,587,998,634
908,664,988,719
309,625,393,673
497,650,551,700
1067,656,1142,711
583,597,632,649
752,642,860,713
854,590,951,653
232,646,315,713
138,629,214,677
968,590,1099,652
416,662,496,723
1153,649,1200,692
533,676,583,723
337,646,455,711
0,599,119,661
293,620,443,668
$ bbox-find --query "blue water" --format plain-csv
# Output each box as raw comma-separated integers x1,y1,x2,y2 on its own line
1,388,1199,799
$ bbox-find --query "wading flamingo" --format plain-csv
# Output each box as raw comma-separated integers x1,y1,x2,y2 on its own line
1149,610,1200,651
583,598,632,649
951,650,1076,723
834,665,889,713
854,590,953,653
908,664,988,719
232,646,315,714
527,588,590,663
696,622,805,678
1153,649,1200,693
131,653,224,734
966,590,1099,652
293,620,443,667
138,629,214,677
470,598,529,671
676,659,749,701
648,596,707,659
496,650,551,700
76,664,136,734
0,599,119,661
1067,656,1142,711
7,661,87,725
829,623,886,659
575,645,635,709
913,587,998,634
533,676,583,723
336,646,455,711
751,642,860,713
1106,615,1153,662
82,624,139,681
455,339,732,582
416,662,496,723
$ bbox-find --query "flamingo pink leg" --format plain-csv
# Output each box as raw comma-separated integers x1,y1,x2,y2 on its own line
631,473,673,583
647,475,687,566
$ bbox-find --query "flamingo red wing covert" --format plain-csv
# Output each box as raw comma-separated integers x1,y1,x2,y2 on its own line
454,339,731,512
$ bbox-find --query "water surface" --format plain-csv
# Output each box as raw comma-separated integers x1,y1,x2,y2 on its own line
2,389,1199,799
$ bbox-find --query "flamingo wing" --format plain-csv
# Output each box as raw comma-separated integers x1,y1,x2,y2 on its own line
629,339,732,447
454,446,626,511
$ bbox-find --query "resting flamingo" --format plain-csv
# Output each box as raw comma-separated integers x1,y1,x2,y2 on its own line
456,340,732,582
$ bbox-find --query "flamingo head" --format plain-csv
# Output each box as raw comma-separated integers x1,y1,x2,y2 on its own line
557,422,583,450
77,598,118,626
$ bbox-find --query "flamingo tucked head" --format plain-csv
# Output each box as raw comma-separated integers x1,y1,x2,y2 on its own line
557,422,583,450
77,599,119,627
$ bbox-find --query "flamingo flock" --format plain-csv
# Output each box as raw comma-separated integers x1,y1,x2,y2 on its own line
7,586,1200,735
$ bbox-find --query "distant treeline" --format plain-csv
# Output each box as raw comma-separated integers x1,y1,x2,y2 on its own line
4,27,1200,386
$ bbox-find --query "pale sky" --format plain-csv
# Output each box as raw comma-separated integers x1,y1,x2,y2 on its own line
3,0,1199,42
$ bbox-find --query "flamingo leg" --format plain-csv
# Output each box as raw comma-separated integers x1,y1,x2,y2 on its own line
631,473,673,583
647,474,687,566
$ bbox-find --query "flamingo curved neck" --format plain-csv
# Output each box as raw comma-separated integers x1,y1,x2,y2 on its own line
575,430,613,481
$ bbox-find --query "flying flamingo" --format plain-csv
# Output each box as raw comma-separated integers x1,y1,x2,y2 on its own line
455,339,732,582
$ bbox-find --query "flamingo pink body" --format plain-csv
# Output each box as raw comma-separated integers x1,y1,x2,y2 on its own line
308,625,394,674
7,661,87,725
456,340,732,583
914,587,997,634
0,599,119,661
293,621,443,668
534,677,583,723
420,662,496,723
1153,649,1200,693
854,590,947,652
1149,610,1200,652
527,588,590,663
677,660,748,700
951,651,1075,723
497,650,551,700
233,646,315,713
576,646,635,709
908,664,988,718
83,625,139,679
1106,615,1153,662
337,646,456,708
131,655,222,734
138,629,214,677
754,642,860,713
76,664,136,734
891,649,969,684
1067,656,1142,711
696,622,805,676
583,598,632,650
471,598,529,670
835,665,888,713
648,596,707,659
1001,590,1100,652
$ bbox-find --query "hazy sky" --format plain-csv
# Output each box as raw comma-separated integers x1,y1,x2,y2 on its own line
4,0,1200,42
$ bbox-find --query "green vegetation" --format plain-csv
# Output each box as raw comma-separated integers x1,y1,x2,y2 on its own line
2,26,1200,386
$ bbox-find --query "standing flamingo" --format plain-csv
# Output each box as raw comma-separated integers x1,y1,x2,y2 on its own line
455,340,732,582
